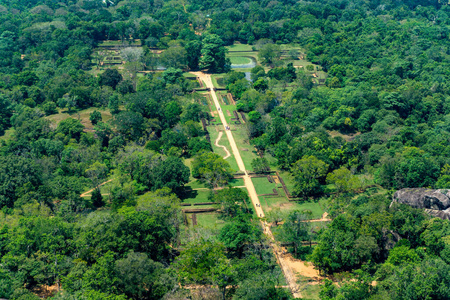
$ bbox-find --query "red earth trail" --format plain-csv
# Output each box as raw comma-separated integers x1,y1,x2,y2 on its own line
192,72,303,298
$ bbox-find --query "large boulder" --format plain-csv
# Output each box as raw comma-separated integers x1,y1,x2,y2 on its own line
391,188,450,220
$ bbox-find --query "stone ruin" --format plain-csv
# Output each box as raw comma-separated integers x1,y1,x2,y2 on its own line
391,188,450,220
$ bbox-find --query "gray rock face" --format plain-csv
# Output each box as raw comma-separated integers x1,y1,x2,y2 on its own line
391,188,450,220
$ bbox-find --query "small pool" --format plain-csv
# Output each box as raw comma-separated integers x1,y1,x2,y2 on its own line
230,56,256,69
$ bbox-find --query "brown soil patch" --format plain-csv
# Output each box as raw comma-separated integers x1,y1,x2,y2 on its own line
227,110,231,116
282,250,321,279
279,202,294,209
32,284,59,298
328,130,361,142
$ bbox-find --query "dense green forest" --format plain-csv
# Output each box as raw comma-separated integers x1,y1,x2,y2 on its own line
1,0,450,299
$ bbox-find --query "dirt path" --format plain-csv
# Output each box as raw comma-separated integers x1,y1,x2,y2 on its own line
80,179,114,197
304,212,332,223
214,131,231,159
193,72,302,298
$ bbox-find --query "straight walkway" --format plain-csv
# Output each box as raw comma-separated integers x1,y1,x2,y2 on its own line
192,72,302,298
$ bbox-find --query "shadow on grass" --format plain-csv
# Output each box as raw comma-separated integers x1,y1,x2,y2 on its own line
178,186,199,202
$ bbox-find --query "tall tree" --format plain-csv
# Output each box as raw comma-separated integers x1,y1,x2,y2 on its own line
291,155,328,199
199,34,231,73
185,40,202,70
99,69,123,90
191,151,234,188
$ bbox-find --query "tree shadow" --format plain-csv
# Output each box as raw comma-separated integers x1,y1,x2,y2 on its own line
178,186,198,202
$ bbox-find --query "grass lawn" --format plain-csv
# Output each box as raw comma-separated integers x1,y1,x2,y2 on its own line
260,195,325,220
252,177,279,195
45,107,113,129
290,201,326,219
263,152,279,169
231,125,259,170
207,126,239,172
195,213,226,230
185,179,208,189
229,178,245,187
222,105,239,125
297,275,321,300
182,190,212,205
229,56,253,65
184,158,196,182
277,171,296,194
211,74,226,88
227,51,258,61
226,44,254,52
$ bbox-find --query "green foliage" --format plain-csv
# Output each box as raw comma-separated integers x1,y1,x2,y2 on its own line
188,137,212,156
251,157,270,174
115,251,175,299
162,68,183,85
91,188,104,208
258,43,281,66
191,151,233,188
99,69,123,90
219,217,262,258
291,156,328,198
4,0,450,298
42,101,58,116
311,214,379,274
253,78,268,92
118,147,189,193
185,40,202,70
211,187,250,219
0,156,41,208
89,110,102,125
279,211,311,256
199,34,231,73
0,95,12,134
326,167,362,193
56,118,84,142
176,239,227,284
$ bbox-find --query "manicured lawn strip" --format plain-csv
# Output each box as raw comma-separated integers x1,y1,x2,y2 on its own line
263,152,279,169
99,40,142,46
277,171,296,194
213,76,226,88
252,177,279,195
259,195,325,219
207,126,239,172
221,104,238,125
184,158,196,182
182,190,212,204
185,179,208,189
226,44,254,52
231,126,259,169
195,213,226,230
211,74,226,88
229,56,252,65
207,127,228,157
289,201,325,219
259,196,288,211
229,178,245,187
228,51,257,57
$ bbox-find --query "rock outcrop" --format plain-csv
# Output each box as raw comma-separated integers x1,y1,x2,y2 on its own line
391,188,450,220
